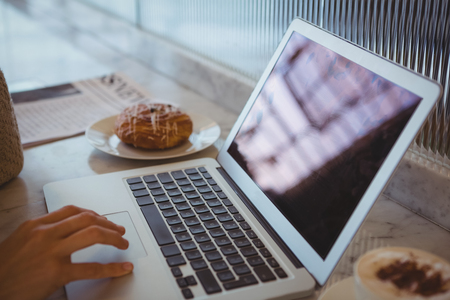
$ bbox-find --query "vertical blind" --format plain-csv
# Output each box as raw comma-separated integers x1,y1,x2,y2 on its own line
80,0,450,167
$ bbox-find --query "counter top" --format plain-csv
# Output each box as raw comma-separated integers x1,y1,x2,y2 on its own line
1,1,449,299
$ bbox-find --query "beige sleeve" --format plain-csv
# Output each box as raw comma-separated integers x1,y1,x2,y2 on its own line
0,70,24,186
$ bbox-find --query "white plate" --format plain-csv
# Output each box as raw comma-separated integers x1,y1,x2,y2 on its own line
318,277,356,300
85,113,220,160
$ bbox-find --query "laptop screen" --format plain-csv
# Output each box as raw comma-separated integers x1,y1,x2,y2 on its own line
227,32,422,259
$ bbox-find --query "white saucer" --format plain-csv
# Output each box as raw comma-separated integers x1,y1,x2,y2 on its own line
85,112,220,160
319,277,356,300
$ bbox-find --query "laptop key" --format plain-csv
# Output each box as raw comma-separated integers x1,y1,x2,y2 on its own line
181,185,195,192
212,185,222,192
158,202,173,210
260,248,272,257
228,206,239,214
171,267,183,277
175,233,192,242
184,168,198,175
162,209,178,218
206,199,222,207
252,239,265,248
161,244,181,257
194,205,209,214
151,189,165,197
246,230,258,239
157,172,173,184
176,203,191,211
226,254,244,265
141,205,175,246
189,174,203,181
197,186,212,193
171,224,187,234
217,271,235,282
181,288,194,299
172,195,187,204
241,247,258,257
223,221,239,231
193,180,207,187
185,192,200,199
234,214,245,222
215,237,232,247
196,269,222,294
223,274,258,290
126,177,142,184
167,216,182,225
234,238,251,248
222,199,233,206
198,212,214,221
254,265,276,282
217,192,227,199
168,189,182,197
233,264,251,275
180,210,196,219
209,228,225,238
189,225,206,235
220,245,238,256
147,182,161,190
180,241,197,251
191,259,208,270
176,277,188,288
184,217,200,226
177,179,191,186
204,220,220,229
186,275,197,286
194,234,211,243
211,260,228,271
200,242,216,252
212,206,228,215
143,175,157,183
154,195,169,203
229,230,245,239
163,183,178,190
207,179,217,185
136,196,153,206
185,250,202,260
202,172,212,179
274,268,287,278
205,251,222,261
217,214,233,222
247,256,265,266
189,199,204,206
133,190,149,198
267,258,279,268
240,222,251,230
129,183,145,191
171,170,187,180
201,192,216,200
167,255,186,267
198,167,207,173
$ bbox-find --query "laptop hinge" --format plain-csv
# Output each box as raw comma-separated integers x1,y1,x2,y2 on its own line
217,167,303,269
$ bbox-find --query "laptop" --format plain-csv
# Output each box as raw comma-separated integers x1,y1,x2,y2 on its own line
44,18,441,300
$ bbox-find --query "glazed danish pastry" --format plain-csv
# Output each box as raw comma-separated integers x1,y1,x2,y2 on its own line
114,103,193,149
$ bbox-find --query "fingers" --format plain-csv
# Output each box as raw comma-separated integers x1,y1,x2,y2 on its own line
64,262,134,284
39,205,99,225
50,212,125,239
58,226,129,255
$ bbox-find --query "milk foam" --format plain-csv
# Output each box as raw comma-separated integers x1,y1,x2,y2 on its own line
355,247,450,300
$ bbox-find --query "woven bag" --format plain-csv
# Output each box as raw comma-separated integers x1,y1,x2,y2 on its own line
0,69,23,186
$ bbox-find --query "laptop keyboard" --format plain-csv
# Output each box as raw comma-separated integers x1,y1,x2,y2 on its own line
126,167,287,299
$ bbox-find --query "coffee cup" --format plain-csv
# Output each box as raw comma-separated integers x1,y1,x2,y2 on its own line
353,247,450,300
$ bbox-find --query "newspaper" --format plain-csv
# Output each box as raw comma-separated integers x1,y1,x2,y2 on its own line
12,73,152,147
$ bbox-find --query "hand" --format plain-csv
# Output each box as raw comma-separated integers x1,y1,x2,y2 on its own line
0,205,133,300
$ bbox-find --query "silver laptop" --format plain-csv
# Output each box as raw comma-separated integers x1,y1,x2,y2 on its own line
44,18,441,300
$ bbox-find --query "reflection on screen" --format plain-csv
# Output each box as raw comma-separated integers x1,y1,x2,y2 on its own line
228,32,421,259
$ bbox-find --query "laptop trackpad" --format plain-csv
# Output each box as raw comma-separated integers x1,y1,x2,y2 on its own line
72,211,147,264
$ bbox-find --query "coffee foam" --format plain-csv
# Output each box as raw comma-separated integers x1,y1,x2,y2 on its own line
355,247,450,300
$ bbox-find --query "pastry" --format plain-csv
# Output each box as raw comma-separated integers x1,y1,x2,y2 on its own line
114,103,193,149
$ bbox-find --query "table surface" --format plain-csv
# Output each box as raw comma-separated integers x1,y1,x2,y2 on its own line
1,1,449,300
